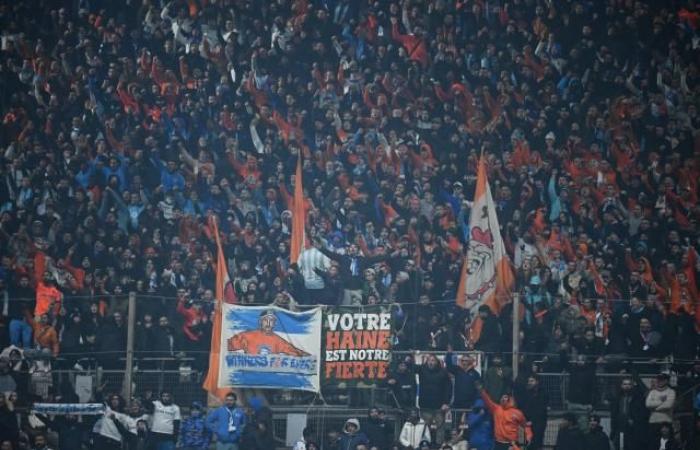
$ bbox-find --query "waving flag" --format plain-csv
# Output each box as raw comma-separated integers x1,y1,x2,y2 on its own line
290,152,306,263
203,216,236,401
457,158,514,319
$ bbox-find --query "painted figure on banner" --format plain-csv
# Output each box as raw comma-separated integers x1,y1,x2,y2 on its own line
227,309,309,356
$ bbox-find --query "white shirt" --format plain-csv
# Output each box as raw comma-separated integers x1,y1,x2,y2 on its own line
399,420,430,448
298,248,331,289
94,407,122,442
514,238,537,269
292,439,307,450
117,413,150,434
150,401,181,435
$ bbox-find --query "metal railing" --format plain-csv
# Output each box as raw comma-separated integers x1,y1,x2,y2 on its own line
25,365,700,449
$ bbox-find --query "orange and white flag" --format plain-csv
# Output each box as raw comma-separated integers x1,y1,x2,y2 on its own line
203,215,236,402
290,152,306,263
457,157,514,315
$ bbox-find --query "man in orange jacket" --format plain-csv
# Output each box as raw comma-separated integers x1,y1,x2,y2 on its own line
476,380,533,450
34,272,62,318
32,314,60,356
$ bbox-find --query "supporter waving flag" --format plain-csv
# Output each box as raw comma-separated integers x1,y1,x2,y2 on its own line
203,215,236,402
290,152,306,264
457,158,514,338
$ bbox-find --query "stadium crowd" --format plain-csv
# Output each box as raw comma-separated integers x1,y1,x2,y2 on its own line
0,0,699,448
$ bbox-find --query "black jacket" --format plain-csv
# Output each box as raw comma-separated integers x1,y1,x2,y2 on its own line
417,364,451,409
61,323,85,354
363,417,391,450
113,416,151,450
318,247,387,290
475,313,501,353
584,426,611,450
0,406,18,443
610,388,648,435
566,361,597,405
555,427,584,450
315,269,344,305
98,319,127,354
240,422,276,450
386,368,417,409
37,414,85,450
518,388,549,427
152,326,175,356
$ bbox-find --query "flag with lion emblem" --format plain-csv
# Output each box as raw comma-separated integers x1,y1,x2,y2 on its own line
457,157,515,334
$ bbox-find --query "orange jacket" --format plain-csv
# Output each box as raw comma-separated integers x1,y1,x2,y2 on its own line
33,323,60,356
481,390,533,444
34,282,62,317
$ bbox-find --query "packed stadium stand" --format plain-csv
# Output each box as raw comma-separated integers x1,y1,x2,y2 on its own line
0,0,699,449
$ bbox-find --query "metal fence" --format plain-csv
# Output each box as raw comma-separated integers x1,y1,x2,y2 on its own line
538,372,629,411
41,365,700,449
47,355,689,412
270,406,403,448
52,366,207,406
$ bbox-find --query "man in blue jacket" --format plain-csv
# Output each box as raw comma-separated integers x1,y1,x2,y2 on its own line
180,402,211,450
336,418,369,450
445,349,481,409
205,392,246,450
466,399,494,450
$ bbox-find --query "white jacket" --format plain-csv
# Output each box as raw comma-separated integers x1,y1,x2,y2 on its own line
399,419,431,449
645,386,675,423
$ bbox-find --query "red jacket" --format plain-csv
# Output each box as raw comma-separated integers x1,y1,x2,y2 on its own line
176,300,206,342
391,23,428,67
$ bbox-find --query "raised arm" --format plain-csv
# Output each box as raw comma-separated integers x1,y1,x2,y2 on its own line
316,242,344,262
476,382,498,413
250,116,265,154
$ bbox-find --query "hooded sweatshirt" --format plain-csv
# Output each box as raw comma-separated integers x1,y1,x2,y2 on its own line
480,389,533,444
399,418,431,449
467,399,494,449
337,418,369,450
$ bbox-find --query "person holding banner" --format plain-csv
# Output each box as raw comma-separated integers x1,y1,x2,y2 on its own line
33,407,84,450
93,394,126,450
205,392,246,450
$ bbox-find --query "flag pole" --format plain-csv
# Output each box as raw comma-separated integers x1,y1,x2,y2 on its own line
512,292,520,379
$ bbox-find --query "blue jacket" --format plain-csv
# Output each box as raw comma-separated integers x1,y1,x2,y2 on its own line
337,431,369,450
445,352,481,408
467,399,493,449
180,415,211,449
205,406,246,444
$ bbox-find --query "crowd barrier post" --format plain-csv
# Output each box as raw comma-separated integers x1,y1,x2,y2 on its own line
123,291,137,400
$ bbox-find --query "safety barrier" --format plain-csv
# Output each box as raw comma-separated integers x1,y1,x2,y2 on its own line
25,365,700,449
